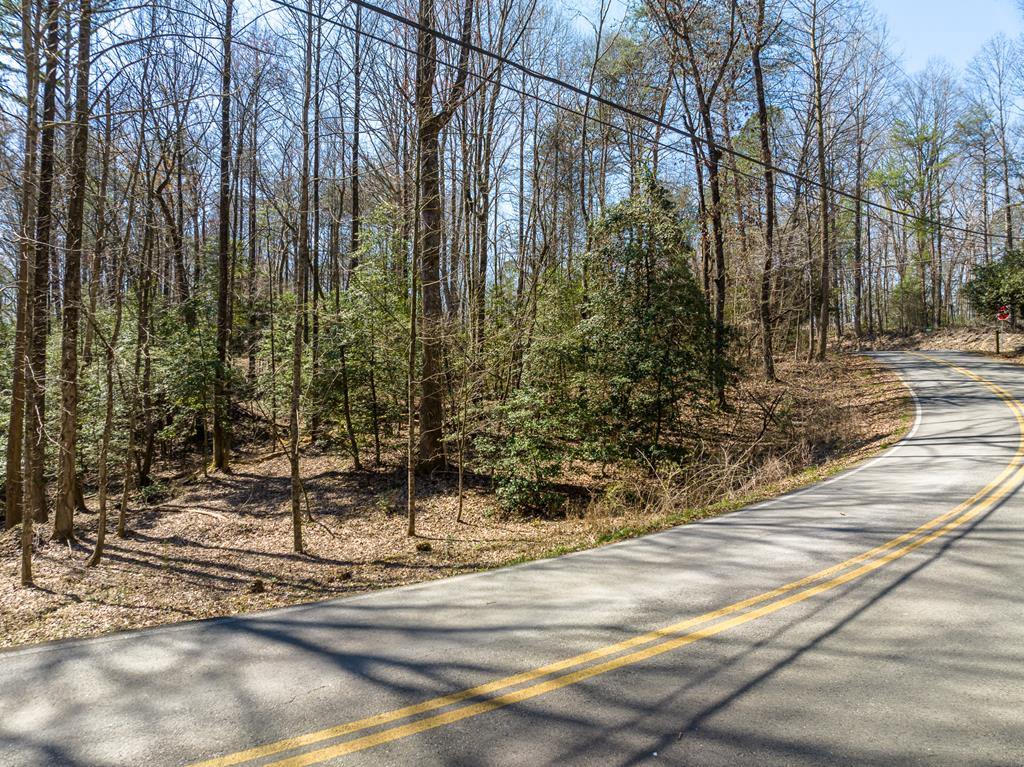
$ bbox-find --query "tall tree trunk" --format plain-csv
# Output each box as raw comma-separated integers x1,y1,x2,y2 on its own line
811,0,829,361
690,137,711,300
21,0,59,585
407,168,420,536
708,145,728,405
83,90,111,368
934,197,943,327
1002,126,1013,252
672,7,737,405
310,21,323,440
55,0,93,542
247,91,259,382
27,0,62,533
853,135,864,339
350,5,362,271
86,225,124,567
290,0,314,554
416,115,446,469
413,0,474,469
982,143,990,263
6,0,39,532
748,0,775,380
866,213,874,337
213,0,233,472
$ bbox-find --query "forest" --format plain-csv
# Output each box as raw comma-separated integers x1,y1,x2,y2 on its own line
1,0,1023,605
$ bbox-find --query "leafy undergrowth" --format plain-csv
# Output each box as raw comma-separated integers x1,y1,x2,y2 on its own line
1,354,910,649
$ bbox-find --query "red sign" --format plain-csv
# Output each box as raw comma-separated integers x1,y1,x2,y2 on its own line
998,306,1011,322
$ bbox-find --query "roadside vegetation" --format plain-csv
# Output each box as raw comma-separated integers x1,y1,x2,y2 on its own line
1,0,1021,646
1,354,909,647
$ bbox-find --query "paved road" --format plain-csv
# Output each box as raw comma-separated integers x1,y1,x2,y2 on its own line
3,351,1024,767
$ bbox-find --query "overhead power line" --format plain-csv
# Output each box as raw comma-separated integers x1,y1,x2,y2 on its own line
263,0,1002,245
264,0,1006,242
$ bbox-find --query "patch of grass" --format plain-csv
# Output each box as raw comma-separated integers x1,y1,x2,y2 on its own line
504,544,579,567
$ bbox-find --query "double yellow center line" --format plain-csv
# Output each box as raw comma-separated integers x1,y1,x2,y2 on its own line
192,353,1024,767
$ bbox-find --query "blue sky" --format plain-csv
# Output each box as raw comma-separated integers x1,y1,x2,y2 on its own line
569,0,1022,75
872,0,1024,72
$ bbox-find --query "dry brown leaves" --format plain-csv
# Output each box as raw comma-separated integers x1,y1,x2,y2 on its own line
1,353,909,649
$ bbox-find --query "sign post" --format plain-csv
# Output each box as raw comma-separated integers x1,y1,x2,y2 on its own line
997,306,1011,353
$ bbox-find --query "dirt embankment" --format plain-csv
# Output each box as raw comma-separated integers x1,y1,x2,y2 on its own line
1,354,911,649
863,326,1024,356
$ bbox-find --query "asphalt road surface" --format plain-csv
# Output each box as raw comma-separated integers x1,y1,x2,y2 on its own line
3,351,1023,767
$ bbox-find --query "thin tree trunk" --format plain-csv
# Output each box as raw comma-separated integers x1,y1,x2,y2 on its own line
811,0,829,361
290,0,314,555
310,20,323,440
213,0,233,472
350,5,362,271
1002,128,1013,252
408,142,421,536
853,185,863,339
340,346,361,469
6,0,38,532
87,229,125,567
26,0,62,539
55,0,93,542
748,0,775,380
247,92,259,382
83,90,110,367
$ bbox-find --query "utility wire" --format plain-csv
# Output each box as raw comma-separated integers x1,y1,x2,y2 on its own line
260,0,998,250
263,0,1005,242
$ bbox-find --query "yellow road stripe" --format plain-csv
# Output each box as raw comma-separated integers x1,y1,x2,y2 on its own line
268,461,1024,767
192,353,1024,767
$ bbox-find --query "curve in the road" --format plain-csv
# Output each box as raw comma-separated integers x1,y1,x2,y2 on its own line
190,352,1024,767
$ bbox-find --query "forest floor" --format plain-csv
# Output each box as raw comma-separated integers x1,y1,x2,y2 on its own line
1,354,911,649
